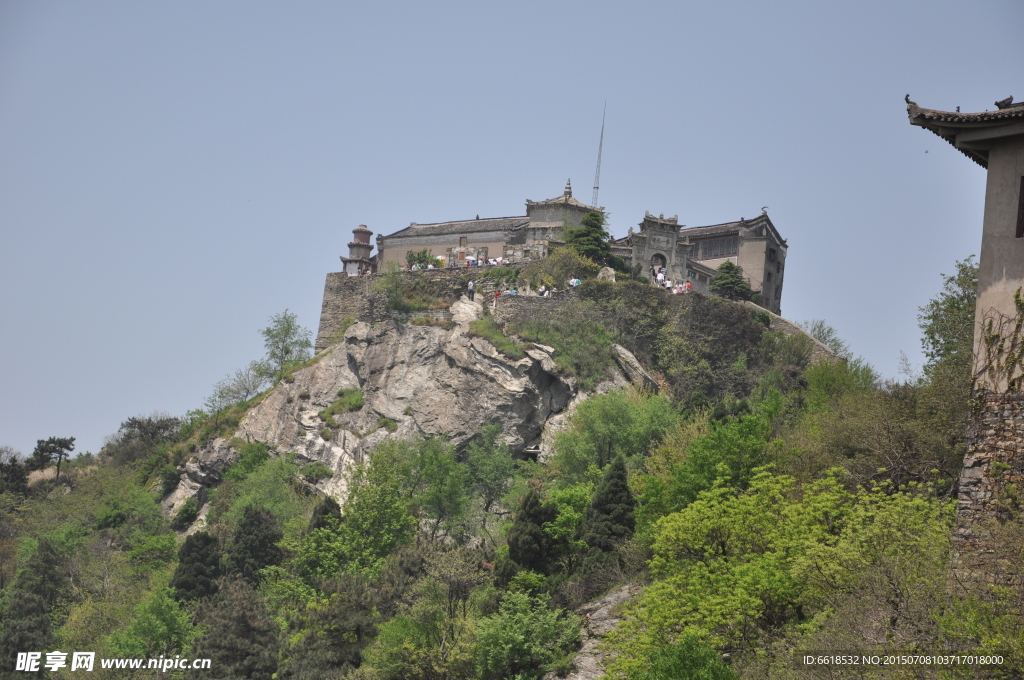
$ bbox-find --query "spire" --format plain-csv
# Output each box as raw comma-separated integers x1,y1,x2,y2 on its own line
564,179,572,197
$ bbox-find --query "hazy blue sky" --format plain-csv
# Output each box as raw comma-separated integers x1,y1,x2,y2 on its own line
1,1,1022,455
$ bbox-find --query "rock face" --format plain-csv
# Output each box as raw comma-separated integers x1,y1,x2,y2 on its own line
164,296,655,517
596,267,616,282
543,583,643,680
162,438,237,517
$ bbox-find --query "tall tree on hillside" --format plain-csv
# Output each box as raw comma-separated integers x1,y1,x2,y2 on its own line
0,590,55,677
709,261,753,301
918,255,977,377
278,573,380,680
260,309,313,383
565,211,612,262
580,455,636,552
507,489,557,574
27,437,75,480
0,446,27,497
190,578,279,680
224,505,282,586
170,532,222,602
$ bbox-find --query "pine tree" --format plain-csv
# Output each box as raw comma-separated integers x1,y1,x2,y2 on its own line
580,455,636,552
0,591,55,679
507,489,557,574
565,211,611,262
190,578,279,680
15,538,64,607
224,505,282,586
708,261,753,301
170,532,222,601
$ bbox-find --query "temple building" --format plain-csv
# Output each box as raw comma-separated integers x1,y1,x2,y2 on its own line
615,210,787,314
374,180,601,267
335,179,788,312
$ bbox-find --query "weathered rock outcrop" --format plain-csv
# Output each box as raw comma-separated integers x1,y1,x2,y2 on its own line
165,297,655,516
543,583,643,680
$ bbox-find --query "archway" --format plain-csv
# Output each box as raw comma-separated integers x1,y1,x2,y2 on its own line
650,253,667,270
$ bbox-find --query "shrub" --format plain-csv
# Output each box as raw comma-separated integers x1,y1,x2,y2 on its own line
171,497,199,530
301,462,334,484
319,389,364,428
469,317,526,360
320,428,332,441
377,417,398,433
509,301,616,390
224,442,271,482
520,248,600,290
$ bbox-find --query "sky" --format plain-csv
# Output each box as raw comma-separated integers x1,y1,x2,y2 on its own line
1,0,1022,456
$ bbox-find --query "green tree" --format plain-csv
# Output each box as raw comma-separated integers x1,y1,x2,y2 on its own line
797,319,852,358
278,573,380,680
224,505,282,585
0,446,27,496
108,588,196,658
708,261,752,301
406,248,434,267
190,577,280,680
465,424,516,513
0,591,55,679
359,549,487,680
507,490,557,574
28,436,75,480
260,309,313,383
553,388,676,481
475,591,580,680
307,496,342,533
580,455,636,553
629,637,737,680
170,531,222,601
296,446,416,580
918,255,977,375
565,211,612,262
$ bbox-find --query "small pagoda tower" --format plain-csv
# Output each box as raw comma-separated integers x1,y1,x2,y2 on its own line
340,224,375,275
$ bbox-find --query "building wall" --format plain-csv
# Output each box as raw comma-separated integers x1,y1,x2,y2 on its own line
378,231,509,267
975,136,1024,392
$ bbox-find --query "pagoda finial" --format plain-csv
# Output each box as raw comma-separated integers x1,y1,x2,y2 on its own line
564,179,572,196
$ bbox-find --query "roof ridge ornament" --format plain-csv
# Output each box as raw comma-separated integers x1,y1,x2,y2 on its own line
995,96,1016,110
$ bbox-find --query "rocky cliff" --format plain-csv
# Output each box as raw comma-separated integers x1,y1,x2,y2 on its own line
163,297,648,518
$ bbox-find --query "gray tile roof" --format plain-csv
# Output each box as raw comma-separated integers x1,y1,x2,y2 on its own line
680,214,784,245
383,216,530,239
907,96,1024,168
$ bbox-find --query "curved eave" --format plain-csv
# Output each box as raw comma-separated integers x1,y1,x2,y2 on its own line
907,100,1024,169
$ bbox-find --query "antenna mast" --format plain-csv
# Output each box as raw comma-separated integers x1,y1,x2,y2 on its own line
592,102,606,208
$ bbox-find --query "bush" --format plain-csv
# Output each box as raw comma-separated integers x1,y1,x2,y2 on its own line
171,497,199,530
509,301,616,390
320,389,365,428
469,317,526,360
519,248,600,290
475,591,580,680
224,442,271,482
301,462,334,484
377,417,398,433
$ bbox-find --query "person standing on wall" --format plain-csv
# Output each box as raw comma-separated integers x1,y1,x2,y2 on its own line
467,279,475,301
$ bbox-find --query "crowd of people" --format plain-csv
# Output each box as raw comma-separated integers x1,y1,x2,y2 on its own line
650,266,692,294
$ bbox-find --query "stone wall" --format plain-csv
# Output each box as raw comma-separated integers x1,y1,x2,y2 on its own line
316,266,524,352
492,290,577,327
956,391,1024,549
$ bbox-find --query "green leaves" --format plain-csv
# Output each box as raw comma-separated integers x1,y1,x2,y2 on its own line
260,309,313,383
